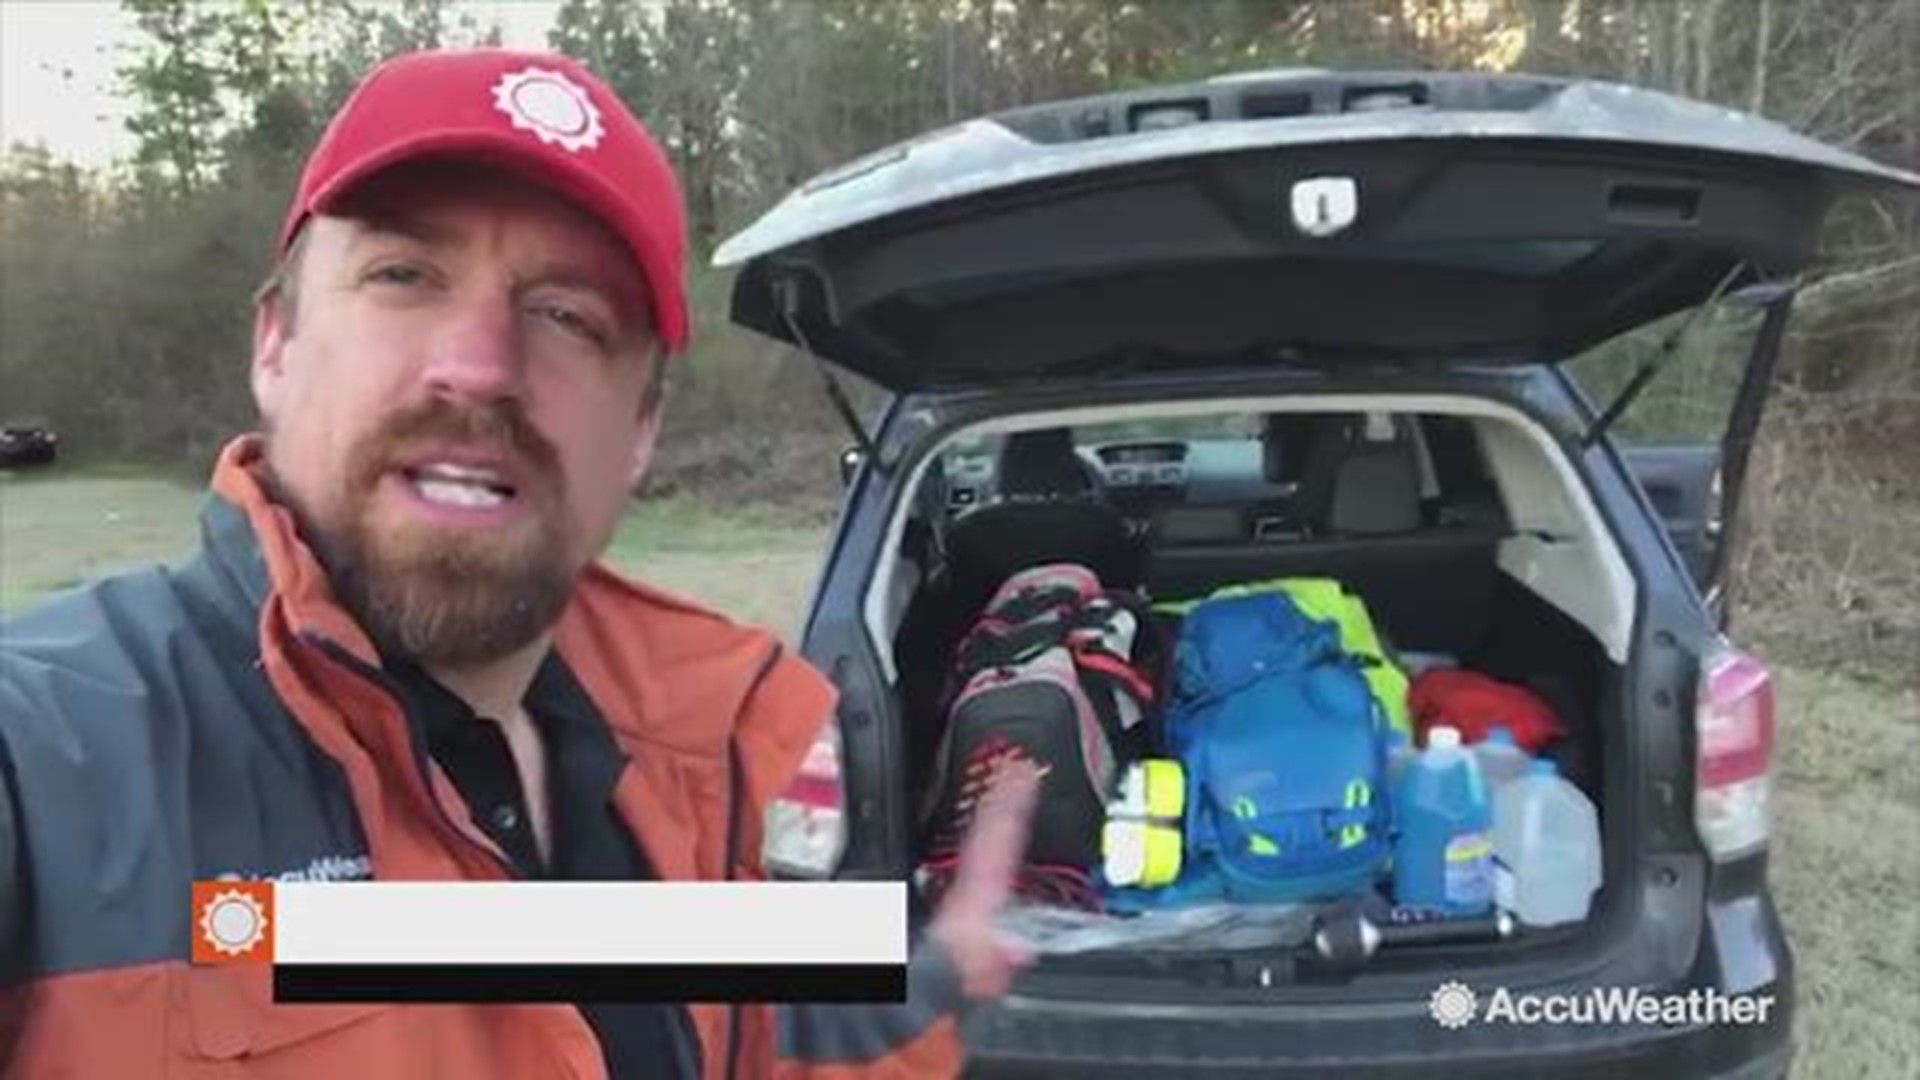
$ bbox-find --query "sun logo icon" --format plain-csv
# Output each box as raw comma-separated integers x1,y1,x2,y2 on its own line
192,881,274,963
492,67,605,153
1428,980,1478,1029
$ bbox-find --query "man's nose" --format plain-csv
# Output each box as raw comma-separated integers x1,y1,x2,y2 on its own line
419,291,526,404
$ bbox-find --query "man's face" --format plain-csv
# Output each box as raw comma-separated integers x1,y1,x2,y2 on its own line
251,162,663,667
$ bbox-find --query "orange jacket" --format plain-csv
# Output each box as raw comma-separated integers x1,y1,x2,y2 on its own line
0,437,963,1078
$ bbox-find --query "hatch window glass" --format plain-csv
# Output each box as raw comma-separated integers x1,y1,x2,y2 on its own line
1564,298,1768,444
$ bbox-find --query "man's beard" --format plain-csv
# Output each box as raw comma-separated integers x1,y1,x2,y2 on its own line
266,401,578,669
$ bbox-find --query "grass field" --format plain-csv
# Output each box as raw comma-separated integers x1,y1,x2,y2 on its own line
0,470,829,632
3,469,1916,1078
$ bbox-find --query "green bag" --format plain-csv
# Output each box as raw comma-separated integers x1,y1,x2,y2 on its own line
1156,577,1411,736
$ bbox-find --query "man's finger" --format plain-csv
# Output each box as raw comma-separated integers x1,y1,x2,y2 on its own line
943,762,1041,914
996,930,1037,973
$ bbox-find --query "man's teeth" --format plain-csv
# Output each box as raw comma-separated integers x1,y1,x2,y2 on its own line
404,462,517,508
413,476,508,508
416,462,504,485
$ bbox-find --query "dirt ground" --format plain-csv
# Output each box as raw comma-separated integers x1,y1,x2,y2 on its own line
2,471,1915,1077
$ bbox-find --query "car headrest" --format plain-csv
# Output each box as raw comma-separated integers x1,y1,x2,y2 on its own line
997,428,1092,498
1329,437,1422,535
1261,414,1322,484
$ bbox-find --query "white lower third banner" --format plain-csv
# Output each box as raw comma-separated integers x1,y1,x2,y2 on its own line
190,880,909,1003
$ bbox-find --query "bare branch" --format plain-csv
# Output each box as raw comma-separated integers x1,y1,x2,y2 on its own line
1801,255,1920,301
1838,109,1908,151
1769,0,1815,59
1750,0,1770,113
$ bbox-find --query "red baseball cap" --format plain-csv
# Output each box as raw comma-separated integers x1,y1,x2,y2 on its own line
279,48,689,353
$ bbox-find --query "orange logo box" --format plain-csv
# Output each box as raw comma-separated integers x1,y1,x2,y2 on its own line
191,880,275,964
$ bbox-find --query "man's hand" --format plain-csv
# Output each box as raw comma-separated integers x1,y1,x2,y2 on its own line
923,763,1041,1000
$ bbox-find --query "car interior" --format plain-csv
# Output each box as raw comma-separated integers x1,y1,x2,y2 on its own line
885,402,1635,859
922,409,1512,640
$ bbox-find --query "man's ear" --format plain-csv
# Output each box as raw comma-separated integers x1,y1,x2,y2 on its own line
250,297,290,420
627,351,669,489
626,396,665,490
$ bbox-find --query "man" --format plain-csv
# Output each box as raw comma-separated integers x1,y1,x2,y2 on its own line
0,49,1037,1078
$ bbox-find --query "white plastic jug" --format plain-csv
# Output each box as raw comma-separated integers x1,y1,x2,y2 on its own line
1472,726,1532,794
1491,759,1601,927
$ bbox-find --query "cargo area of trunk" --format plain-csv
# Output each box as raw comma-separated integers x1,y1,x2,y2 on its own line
873,401,1632,989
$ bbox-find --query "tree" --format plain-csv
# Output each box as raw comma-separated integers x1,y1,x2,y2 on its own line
552,0,656,109
7,0,1913,482
120,0,231,193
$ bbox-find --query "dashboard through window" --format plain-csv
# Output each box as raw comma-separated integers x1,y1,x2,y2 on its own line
1075,414,1264,500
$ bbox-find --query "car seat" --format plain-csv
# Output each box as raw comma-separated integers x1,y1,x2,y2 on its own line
1326,419,1423,535
944,428,1140,607
1291,413,1427,536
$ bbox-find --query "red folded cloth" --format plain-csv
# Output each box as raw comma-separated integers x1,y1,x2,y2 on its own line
1409,669,1567,753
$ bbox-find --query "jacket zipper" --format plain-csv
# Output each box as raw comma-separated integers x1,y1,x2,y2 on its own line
302,632,519,879
312,629,788,1080
724,736,747,1080
726,643,788,1080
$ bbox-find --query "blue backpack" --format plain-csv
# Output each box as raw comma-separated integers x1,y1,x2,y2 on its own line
1160,591,1393,903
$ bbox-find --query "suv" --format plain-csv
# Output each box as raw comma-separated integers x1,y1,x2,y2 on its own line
715,71,1918,1078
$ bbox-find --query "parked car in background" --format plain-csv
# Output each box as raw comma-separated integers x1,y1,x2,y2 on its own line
0,422,58,468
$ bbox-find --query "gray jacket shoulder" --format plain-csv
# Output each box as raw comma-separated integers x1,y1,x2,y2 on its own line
0,563,244,977
1,566,209,752
2,568,199,978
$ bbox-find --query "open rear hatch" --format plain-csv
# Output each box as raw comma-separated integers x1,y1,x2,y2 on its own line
720,71,1917,994
716,70,1918,391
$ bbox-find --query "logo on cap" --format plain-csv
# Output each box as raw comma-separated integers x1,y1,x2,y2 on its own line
492,66,605,153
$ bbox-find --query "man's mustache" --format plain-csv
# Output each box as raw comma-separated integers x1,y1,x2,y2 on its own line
352,399,562,492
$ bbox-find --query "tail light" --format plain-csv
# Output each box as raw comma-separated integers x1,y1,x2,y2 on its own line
763,720,848,878
1694,645,1776,861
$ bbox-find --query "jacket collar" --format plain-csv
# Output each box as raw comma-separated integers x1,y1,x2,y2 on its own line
198,434,832,787
208,435,384,666
196,488,276,639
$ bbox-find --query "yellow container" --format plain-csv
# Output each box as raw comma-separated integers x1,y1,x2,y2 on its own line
1103,759,1186,888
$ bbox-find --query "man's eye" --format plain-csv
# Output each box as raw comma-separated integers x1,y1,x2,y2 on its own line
367,263,429,286
536,303,607,346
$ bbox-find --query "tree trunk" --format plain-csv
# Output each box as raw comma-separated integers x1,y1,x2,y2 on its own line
1625,0,1645,83
943,12,958,121
1668,0,1689,93
1750,0,1771,113
1694,0,1720,100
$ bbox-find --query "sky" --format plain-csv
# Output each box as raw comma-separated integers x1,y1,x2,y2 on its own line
1,1,561,167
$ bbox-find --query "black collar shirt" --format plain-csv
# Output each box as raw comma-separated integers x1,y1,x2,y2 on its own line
389,654,700,1080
